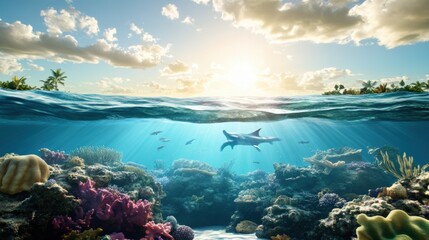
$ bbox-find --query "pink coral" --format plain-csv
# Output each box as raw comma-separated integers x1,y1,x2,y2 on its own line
39,148,69,164
143,221,173,240
77,180,152,233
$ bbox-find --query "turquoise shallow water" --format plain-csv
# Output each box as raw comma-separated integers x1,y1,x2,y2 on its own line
1,89,429,174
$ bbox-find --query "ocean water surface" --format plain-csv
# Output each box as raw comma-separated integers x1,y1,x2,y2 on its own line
1,89,428,174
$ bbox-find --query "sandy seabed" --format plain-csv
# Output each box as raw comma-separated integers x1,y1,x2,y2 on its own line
193,226,262,240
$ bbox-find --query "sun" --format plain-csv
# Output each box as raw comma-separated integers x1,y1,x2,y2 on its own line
225,63,258,89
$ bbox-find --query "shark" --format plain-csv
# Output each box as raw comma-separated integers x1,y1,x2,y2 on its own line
220,128,280,152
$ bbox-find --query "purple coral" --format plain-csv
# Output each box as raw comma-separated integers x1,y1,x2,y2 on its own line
39,148,69,164
52,207,94,235
318,193,346,209
172,225,194,240
77,180,152,233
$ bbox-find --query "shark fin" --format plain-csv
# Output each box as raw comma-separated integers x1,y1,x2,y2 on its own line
249,128,261,136
221,141,235,151
253,145,261,151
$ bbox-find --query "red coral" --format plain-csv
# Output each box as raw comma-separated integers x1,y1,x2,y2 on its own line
143,221,173,240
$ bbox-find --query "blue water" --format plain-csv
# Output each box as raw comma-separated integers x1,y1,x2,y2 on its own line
1,89,429,174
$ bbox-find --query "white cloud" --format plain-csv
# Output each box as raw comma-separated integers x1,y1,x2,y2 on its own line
212,0,361,44
104,28,117,42
130,23,143,35
176,77,209,95
143,32,156,43
96,77,134,94
0,21,169,69
182,16,195,25
212,0,429,48
41,8,77,35
162,4,179,20
79,16,99,36
350,0,429,48
192,0,210,4
358,76,409,86
28,62,45,71
256,67,353,94
40,7,99,37
129,23,157,43
300,67,352,90
161,60,191,76
0,53,22,75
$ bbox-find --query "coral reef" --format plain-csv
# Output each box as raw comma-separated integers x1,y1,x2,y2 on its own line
143,221,173,240
356,209,429,240
171,225,194,240
162,159,239,227
70,146,122,166
77,179,152,233
0,154,50,194
305,147,363,164
378,152,428,180
235,220,258,234
39,148,69,165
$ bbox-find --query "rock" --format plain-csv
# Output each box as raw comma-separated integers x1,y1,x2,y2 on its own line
235,220,258,234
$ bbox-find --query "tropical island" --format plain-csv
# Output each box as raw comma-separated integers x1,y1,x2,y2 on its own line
323,79,429,95
0,68,66,91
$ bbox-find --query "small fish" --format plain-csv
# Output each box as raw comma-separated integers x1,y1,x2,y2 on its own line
298,140,310,144
252,161,260,164
159,138,170,142
185,139,195,145
157,146,165,150
151,131,162,135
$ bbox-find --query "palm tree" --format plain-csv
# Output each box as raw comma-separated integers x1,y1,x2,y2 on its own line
374,83,389,93
362,80,377,91
41,68,67,91
423,80,429,91
11,76,26,90
0,76,35,90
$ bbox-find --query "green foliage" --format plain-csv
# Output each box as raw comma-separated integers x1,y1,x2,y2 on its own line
378,152,429,180
0,76,36,90
41,68,67,91
323,80,427,95
0,69,67,91
70,146,122,166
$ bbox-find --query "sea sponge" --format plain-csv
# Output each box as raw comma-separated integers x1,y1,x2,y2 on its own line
386,183,407,200
236,220,258,234
356,209,429,240
0,154,50,195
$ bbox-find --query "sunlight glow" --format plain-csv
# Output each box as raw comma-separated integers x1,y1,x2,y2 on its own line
225,63,258,90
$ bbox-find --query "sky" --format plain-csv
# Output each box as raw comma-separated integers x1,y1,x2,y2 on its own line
0,0,428,97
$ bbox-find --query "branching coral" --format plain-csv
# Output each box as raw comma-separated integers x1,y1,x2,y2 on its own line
379,152,428,180
77,180,152,233
70,146,122,166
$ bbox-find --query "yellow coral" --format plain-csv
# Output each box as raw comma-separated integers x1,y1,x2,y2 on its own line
356,209,429,240
0,154,50,195
379,152,428,180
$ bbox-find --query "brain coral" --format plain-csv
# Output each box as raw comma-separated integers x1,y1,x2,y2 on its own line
0,154,50,195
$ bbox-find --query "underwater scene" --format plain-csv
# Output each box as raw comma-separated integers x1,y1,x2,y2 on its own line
2,1,429,239
1,89,429,239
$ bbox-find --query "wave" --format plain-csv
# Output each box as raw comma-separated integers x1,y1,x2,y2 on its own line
1,89,429,123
